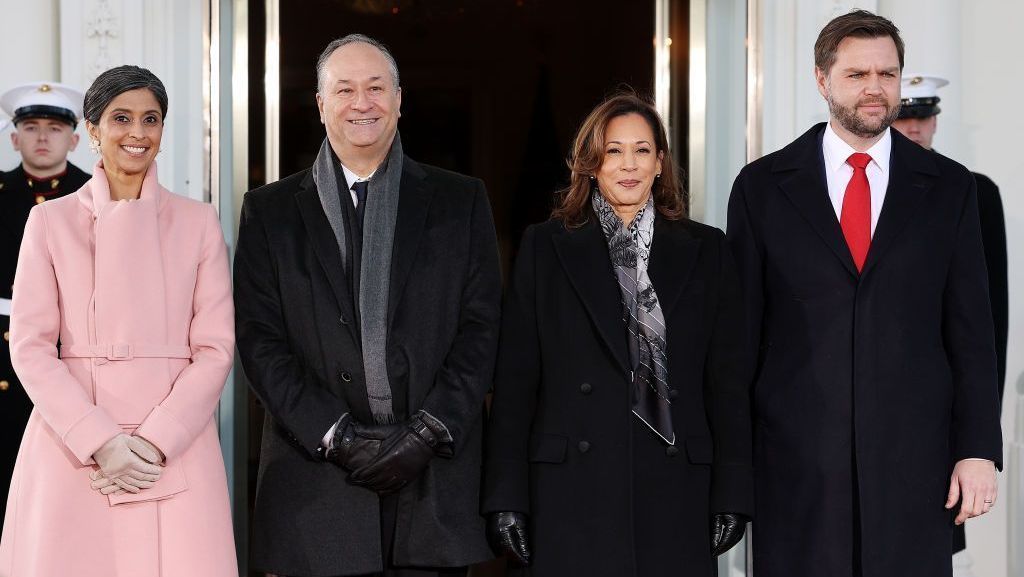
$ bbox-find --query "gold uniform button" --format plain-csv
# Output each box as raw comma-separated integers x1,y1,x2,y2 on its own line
35,195,45,204
0,380,9,391
0,182,5,190
2,331,9,342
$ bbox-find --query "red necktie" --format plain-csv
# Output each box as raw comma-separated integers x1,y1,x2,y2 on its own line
841,152,872,272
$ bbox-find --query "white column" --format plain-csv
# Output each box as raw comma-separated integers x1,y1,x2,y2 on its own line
759,0,878,158
877,0,964,161
0,0,59,171
58,0,206,200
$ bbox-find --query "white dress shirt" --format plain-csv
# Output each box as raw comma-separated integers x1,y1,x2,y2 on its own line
340,163,375,208
821,122,891,236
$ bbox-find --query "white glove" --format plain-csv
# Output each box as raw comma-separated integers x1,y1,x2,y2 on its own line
91,433,163,493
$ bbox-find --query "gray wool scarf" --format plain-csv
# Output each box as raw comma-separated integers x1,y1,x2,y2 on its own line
312,134,404,424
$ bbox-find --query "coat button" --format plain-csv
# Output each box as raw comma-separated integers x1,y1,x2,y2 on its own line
668,388,678,400
666,445,679,457
579,382,592,395
35,195,45,204
0,380,8,392
578,441,591,453
340,371,353,382
2,331,9,342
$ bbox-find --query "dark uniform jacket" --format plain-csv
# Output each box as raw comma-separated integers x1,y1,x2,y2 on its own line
482,215,754,577
0,161,90,524
727,124,1002,577
234,157,501,576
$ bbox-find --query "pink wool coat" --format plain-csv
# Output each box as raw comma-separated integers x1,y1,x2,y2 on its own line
0,162,236,577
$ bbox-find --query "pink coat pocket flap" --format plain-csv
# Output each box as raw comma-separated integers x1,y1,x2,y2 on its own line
107,459,188,506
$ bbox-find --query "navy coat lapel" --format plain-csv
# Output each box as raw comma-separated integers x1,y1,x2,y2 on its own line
647,216,701,319
552,217,630,375
388,157,434,325
293,171,359,340
776,124,859,279
860,131,938,276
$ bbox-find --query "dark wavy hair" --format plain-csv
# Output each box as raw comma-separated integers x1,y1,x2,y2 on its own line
83,65,168,124
814,10,904,75
553,90,686,227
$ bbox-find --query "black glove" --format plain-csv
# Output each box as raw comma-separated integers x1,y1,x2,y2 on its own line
324,414,398,471
348,411,452,494
711,512,749,557
486,511,531,567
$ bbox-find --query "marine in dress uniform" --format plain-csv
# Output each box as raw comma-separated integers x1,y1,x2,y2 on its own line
892,73,1009,556
0,82,90,526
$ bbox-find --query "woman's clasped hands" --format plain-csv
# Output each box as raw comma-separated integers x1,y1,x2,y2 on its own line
89,433,165,495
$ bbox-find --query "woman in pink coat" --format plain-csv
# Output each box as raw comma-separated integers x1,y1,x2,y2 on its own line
0,65,236,576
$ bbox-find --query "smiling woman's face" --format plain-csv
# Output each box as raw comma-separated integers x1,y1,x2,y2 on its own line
595,113,663,223
87,88,163,177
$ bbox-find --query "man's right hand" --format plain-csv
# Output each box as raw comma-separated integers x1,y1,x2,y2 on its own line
486,511,531,567
325,416,394,471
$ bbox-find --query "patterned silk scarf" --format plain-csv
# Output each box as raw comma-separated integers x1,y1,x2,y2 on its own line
593,192,675,445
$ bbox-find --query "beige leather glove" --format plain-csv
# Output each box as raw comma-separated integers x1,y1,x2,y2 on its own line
91,433,163,493
127,435,165,465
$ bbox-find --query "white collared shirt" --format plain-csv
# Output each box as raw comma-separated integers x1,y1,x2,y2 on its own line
822,122,892,236
340,163,376,208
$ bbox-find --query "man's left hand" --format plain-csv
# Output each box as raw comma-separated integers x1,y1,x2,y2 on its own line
945,459,997,525
348,412,450,494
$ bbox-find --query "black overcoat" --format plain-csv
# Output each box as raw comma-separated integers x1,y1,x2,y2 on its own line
726,124,1003,577
0,161,90,525
482,214,754,577
234,157,502,576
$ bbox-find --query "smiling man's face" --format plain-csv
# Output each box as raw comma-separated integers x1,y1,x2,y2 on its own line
316,41,402,166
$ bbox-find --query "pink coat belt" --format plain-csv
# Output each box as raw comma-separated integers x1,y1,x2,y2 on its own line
60,343,193,362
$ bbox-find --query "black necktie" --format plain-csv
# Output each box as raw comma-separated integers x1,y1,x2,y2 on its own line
352,181,369,226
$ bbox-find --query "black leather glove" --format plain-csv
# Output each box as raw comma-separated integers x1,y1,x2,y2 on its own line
324,414,398,471
348,411,452,494
711,512,749,557
487,511,531,567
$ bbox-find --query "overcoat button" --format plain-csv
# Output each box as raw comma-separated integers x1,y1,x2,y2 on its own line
578,441,591,453
579,382,592,394
666,445,679,457
340,372,353,382
0,380,8,391
2,331,9,342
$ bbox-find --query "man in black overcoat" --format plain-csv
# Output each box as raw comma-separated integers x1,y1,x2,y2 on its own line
727,11,1003,577
234,34,501,577
0,81,89,527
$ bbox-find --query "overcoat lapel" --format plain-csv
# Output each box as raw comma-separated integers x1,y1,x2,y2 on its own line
552,218,630,375
776,125,859,279
647,217,701,319
388,158,434,326
860,132,938,276
294,172,359,341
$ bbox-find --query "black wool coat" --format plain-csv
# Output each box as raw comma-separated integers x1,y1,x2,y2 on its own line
0,161,90,526
726,124,1002,577
482,214,754,577
235,156,502,576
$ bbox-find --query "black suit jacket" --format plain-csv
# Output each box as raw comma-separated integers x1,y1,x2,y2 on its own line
483,215,753,577
727,124,1002,577
235,156,501,576
0,161,90,527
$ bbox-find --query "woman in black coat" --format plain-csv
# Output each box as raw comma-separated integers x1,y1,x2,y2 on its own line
482,92,754,577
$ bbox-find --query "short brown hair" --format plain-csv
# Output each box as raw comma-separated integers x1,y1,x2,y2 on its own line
553,91,686,228
814,10,904,74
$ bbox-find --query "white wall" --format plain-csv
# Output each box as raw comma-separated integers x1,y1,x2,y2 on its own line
0,0,206,201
